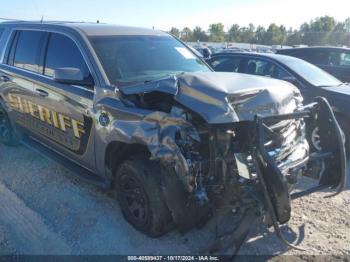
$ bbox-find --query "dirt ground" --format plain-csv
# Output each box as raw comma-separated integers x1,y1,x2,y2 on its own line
0,145,349,260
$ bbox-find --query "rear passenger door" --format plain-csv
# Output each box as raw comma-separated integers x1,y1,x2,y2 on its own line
0,30,48,137
1,29,96,171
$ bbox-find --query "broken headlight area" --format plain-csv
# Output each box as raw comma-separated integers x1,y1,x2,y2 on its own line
163,97,345,254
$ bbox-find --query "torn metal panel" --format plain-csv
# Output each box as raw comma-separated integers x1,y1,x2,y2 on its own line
95,97,200,190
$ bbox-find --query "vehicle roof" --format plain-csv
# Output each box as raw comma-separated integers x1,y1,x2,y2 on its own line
0,21,168,37
277,46,350,52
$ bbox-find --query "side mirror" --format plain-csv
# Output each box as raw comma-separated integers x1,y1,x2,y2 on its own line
54,67,94,86
282,76,298,86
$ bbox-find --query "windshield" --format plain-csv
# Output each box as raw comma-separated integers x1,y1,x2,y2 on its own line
279,56,342,87
89,35,210,87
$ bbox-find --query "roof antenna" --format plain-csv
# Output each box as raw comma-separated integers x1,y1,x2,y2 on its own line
40,16,44,23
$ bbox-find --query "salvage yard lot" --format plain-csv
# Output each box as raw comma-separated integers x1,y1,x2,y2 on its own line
0,145,349,259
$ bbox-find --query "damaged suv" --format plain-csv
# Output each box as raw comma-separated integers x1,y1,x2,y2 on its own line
0,22,346,253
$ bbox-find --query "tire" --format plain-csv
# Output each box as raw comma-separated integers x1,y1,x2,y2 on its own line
308,114,349,152
114,156,173,237
0,106,18,146
309,126,322,152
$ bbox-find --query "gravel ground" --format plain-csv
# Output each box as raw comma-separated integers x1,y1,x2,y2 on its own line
0,144,349,260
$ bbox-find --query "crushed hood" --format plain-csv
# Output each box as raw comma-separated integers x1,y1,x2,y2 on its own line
120,72,302,123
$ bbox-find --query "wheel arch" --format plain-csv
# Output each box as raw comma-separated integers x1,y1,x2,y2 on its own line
105,141,151,176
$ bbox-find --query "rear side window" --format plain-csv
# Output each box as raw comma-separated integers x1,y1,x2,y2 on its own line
329,50,350,66
44,33,90,79
13,30,46,72
294,50,329,65
340,52,350,66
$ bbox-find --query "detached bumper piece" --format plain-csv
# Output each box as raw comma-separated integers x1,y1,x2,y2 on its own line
253,96,346,249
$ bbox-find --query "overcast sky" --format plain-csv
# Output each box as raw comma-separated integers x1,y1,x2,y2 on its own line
1,0,349,31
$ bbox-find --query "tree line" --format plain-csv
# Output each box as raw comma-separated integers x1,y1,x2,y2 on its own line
169,16,350,46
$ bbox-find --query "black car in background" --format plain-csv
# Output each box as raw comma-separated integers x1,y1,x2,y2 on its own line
207,52,350,148
276,47,350,83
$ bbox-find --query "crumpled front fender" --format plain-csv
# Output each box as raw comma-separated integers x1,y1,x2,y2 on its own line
95,96,199,190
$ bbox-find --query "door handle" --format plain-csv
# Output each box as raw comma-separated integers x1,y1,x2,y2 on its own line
35,88,49,97
0,75,10,82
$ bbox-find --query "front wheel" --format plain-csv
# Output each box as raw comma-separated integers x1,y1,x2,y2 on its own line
0,106,18,146
114,156,173,237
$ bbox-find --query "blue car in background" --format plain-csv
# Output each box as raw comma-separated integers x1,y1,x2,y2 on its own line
208,52,350,149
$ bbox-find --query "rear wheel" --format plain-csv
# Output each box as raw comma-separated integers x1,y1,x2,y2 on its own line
307,125,325,179
114,156,173,237
311,127,322,151
0,106,17,146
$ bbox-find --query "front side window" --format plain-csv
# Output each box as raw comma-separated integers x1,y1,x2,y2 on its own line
13,30,46,72
246,58,274,76
44,33,90,79
245,58,291,80
210,56,241,72
247,59,266,75
89,35,210,87
273,66,291,79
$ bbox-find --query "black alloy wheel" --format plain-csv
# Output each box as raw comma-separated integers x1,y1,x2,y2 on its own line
119,173,150,227
114,156,173,237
